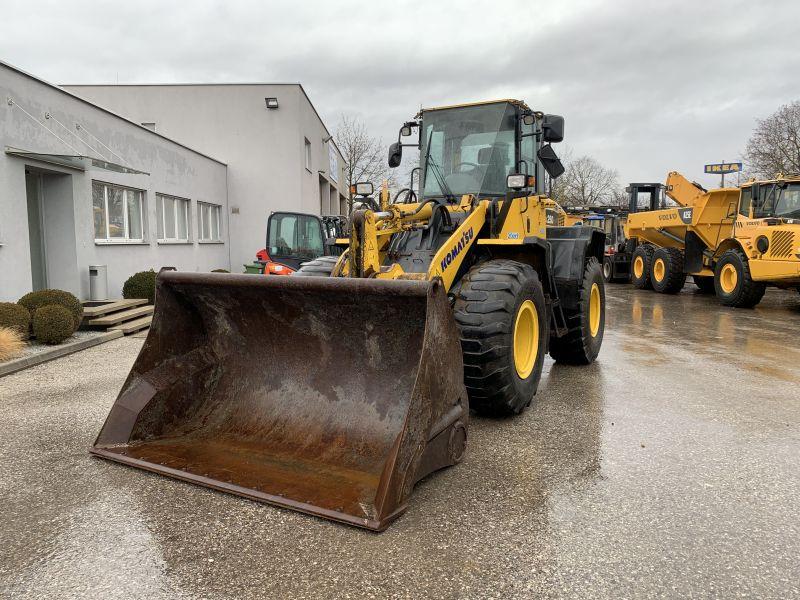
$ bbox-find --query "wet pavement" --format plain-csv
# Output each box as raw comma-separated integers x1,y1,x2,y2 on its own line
1,283,799,599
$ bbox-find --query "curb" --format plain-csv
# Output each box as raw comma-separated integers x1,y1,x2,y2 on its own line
0,330,125,378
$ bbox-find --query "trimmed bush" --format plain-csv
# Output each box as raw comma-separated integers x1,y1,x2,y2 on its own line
0,326,25,362
0,302,31,340
211,268,230,273
32,305,74,345
123,270,157,304
18,289,82,331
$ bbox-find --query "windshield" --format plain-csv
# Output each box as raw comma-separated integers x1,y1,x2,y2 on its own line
774,183,800,218
420,102,517,198
267,213,324,260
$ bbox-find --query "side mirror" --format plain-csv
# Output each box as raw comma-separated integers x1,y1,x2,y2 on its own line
537,144,565,179
388,142,402,168
542,114,565,143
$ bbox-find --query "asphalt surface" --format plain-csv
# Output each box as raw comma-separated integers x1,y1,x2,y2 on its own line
1,283,799,599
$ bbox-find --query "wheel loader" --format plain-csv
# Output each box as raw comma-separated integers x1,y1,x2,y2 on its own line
625,171,800,307
91,99,606,531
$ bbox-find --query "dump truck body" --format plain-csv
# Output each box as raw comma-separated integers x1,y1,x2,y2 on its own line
92,99,605,530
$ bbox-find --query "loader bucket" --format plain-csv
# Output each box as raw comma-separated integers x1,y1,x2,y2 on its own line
91,272,468,531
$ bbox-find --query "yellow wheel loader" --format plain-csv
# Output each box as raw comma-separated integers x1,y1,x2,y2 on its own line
625,172,800,307
91,99,606,530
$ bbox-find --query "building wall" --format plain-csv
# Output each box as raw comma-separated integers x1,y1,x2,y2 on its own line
0,63,229,302
63,84,347,269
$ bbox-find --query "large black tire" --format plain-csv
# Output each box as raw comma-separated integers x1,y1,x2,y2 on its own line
291,255,340,277
631,245,655,289
693,275,715,294
714,249,766,308
602,256,614,282
549,257,605,365
453,259,548,417
650,247,687,294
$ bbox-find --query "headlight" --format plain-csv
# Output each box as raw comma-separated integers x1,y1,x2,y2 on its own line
352,182,374,196
756,235,769,254
507,174,534,190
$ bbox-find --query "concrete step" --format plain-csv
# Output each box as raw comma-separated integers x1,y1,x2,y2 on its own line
88,305,154,326
109,315,152,335
82,298,148,318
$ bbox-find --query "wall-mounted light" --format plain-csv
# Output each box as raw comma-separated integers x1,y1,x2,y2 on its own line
265,97,279,109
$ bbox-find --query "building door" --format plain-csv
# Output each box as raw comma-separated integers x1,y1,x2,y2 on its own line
25,171,47,291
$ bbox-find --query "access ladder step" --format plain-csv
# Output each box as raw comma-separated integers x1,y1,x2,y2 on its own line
88,305,154,326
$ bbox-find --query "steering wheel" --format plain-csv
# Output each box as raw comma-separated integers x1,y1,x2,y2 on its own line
454,161,480,172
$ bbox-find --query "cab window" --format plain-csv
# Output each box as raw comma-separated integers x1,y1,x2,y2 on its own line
739,187,752,217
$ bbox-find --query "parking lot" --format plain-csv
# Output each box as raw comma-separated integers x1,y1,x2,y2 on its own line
1,283,799,599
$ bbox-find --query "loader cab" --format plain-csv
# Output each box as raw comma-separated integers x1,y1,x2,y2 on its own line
389,100,564,201
748,179,800,220
627,183,668,213
265,211,326,271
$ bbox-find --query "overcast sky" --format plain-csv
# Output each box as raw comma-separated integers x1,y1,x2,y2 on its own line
2,0,798,189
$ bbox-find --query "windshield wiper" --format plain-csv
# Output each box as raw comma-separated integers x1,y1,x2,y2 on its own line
421,130,457,204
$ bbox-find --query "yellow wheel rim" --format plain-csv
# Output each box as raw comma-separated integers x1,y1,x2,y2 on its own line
720,263,738,293
513,300,539,379
653,258,665,282
589,283,601,337
633,256,644,278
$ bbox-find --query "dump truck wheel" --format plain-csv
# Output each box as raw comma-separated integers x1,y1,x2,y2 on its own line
602,257,614,282
453,259,547,417
650,247,686,294
693,275,715,294
549,257,605,365
292,256,339,277
714,249,766,308
631,245,654,289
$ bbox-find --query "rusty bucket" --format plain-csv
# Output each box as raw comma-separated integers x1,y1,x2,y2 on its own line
91,271,468,531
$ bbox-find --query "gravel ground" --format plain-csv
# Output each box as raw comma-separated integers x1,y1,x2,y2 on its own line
13,330,107,359
0,284,799,599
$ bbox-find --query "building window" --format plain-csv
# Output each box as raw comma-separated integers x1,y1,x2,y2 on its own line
92,181,144,242
198,202,222,241
304,138,312,172
156,194,190,242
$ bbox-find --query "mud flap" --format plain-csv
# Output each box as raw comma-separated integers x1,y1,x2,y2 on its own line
91,272,468,531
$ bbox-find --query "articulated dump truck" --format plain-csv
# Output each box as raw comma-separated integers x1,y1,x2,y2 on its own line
625,172,800,307
92,99,606,530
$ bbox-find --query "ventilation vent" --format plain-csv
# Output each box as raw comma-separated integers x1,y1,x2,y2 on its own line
769,231,794,258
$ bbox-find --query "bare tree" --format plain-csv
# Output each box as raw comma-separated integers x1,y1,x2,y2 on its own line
744,101,800,178
335,114,393,213
552,155,621,207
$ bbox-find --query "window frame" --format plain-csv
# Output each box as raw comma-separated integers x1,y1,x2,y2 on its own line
92,181,146,244
198,201,223,243
156,193,191,243
304,138,312,172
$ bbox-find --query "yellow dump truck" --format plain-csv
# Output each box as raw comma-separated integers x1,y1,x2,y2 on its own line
625,171,800,307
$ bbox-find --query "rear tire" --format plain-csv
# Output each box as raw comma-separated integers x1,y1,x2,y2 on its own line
650,247,686,294
714,249,766,308
453,259,548,417
292,256,339,277
602,257,614,282
631,245,655,289
549,257,604,365
693,275,715,294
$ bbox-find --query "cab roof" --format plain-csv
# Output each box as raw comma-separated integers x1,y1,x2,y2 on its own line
741,174,800,187
416,99,531,118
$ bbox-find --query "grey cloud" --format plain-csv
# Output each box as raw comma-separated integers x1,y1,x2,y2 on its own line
1,0,798,188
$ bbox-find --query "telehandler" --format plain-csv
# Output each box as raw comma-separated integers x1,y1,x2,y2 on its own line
91,99,606,531
625,172,800,307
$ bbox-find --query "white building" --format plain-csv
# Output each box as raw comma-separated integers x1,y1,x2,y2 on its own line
64,83,347,272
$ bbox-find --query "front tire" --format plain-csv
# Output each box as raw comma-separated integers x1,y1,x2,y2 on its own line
631,245,655,289
549,257,605,365
602,256,614,282
453,259,548,417
714,249,766,308
650,247,686,294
